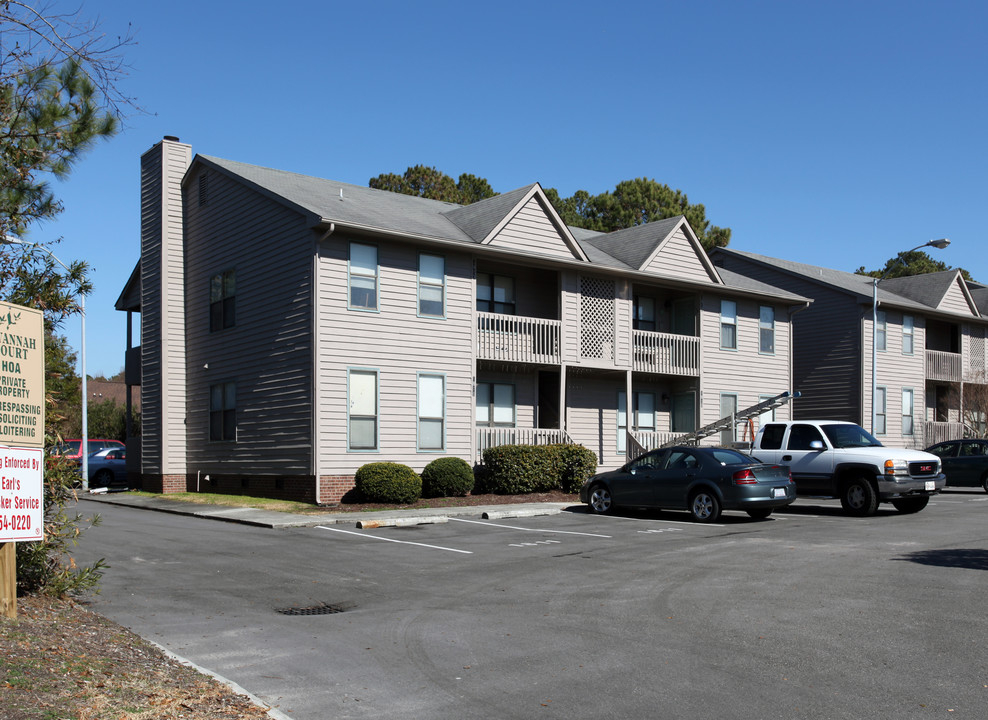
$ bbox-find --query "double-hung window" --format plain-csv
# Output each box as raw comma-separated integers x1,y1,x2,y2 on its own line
210,270,236,332
348,369,379,450
875,386,887,435
418,373,445,450
759,306,775,354
418,254,445,318
617,391,656,453
476,383,515,426
902,315,914,355
902,388,914,436
349,243,379,311
720,300,737,350
876,310,887,352
209,381,236,442
477,273,515,315
633,296,656,331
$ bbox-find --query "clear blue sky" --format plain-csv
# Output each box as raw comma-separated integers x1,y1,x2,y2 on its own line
31,0,988,377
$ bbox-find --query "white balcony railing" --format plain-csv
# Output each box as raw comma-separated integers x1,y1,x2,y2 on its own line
926,350,962,382
925,421,967,446
477,312,561,364
633,331,700,376
476,427,573,463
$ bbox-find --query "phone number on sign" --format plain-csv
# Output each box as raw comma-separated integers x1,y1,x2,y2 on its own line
0,514,32,532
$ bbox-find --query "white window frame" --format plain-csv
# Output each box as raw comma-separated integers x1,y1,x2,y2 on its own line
720,393,739,445
902,315,914,355
759,306,775,355
476,382,515,427
418,253,445,318
876,310,887,352
875,385,887,435
348,368,379,451
349,242,379,312
902,387,914,436
720,300,737,350
417,373,446,451
618,391,657,454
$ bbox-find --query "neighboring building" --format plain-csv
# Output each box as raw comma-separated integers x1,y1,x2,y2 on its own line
712,248,988,448
116,137,808,503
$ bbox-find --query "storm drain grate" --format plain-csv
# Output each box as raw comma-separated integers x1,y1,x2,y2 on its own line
276,602,354,616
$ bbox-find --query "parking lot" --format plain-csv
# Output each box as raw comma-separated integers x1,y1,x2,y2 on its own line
75,491,988,719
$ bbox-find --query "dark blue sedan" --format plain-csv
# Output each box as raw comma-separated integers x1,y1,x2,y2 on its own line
87,447,128,490
580,446,795,522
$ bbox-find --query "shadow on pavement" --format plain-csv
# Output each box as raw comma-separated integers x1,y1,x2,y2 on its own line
893,548,988,571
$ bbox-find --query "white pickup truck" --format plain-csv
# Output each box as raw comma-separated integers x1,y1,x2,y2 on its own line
751,420,945,516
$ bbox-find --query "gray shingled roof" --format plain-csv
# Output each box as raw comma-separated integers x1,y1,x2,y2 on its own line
198,156,474,243
713,248,937,312
581,216,685,269
879,270,967,309
191,155,805,303
442,184,538,242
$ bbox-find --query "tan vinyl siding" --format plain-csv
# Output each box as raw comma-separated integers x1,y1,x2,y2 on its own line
866,310,927,446
938,278,976,316
698,295,793,443
316,235,475,475
140,140,191,475
643,228,714,282
488,197,578,260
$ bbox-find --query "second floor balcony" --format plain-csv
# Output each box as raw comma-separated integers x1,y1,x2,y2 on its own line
927,349,962,382
634,330,700,376
477,312,561,364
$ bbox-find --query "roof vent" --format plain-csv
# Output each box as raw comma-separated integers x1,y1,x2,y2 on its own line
164,135,180,142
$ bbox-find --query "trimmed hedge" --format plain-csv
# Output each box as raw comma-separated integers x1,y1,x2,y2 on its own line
421,457,475,498
481,443,598,494
354,462,422,504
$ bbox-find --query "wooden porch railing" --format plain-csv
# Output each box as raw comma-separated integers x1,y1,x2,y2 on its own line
926,350,962,382
477,312,561,364
633,331,700,376
476,427,573,463
925,421,967,446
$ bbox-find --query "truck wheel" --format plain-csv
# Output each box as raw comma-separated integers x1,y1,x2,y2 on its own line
981,471,988,494
839,477,878,516
890,497,929,514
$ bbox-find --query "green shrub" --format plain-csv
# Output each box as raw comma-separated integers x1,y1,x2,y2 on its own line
546,444,599,493
482,443,598,494
421,457,474,498
354,462,422,504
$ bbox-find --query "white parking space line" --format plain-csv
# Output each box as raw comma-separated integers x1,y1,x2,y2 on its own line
584,514,725,528
315,526,472,554
509,540,563,548
448,517,612,538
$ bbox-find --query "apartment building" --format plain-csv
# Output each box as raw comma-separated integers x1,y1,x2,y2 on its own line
712,248,988,448
116,137,807,503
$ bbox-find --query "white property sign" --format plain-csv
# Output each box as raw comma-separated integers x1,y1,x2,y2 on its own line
0,445,43,542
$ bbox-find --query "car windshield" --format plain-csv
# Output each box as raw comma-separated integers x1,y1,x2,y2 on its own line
54,441,81,455
821,424,883,449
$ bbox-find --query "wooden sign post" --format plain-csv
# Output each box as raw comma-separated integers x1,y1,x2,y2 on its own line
0,301,46,619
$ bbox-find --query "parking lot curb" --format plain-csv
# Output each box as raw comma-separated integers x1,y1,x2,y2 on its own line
356,516,449,529
482,507,562,520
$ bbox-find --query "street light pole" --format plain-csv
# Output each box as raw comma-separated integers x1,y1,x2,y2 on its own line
871,239,951,435
1,235,89,491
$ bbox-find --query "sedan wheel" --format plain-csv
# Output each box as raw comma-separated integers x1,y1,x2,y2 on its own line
982,472,988,494
689,490,721,523
587,484,612,514
746,508,773,520
93,469,113,488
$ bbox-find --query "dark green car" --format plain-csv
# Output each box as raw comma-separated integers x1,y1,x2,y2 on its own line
925,439,988,492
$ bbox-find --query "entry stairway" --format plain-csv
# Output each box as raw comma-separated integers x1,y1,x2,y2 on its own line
659,391,800,449
627,391,800,460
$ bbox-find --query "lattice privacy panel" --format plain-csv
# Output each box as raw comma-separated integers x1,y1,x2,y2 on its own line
580,276,615,360
971,325,986,374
